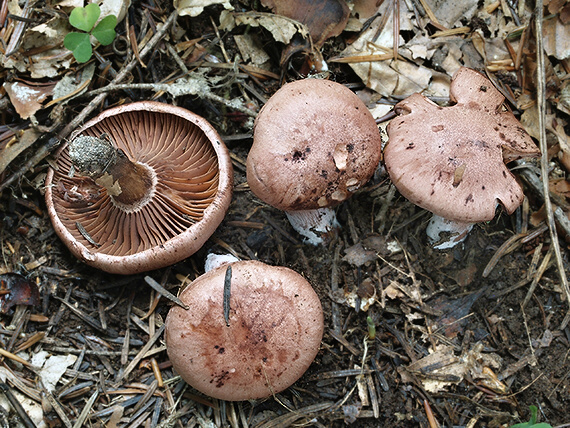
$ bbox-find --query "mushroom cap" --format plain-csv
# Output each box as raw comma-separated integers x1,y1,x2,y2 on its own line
247,79,382,211
165,260,324,401
385,67,540,223
45,101,233,275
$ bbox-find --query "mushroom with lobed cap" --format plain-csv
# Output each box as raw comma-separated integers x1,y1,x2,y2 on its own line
44,101,233,274
384,67,540,249
165,259,324,401
247,78,383,245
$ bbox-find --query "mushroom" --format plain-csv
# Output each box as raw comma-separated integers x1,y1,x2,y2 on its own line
165,260,324,401
44,101,233,274
384,67,540,249
246,78,382,244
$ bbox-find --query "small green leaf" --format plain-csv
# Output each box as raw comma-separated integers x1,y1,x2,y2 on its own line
92,15,117,46
64,32,93,63
69,3,100,32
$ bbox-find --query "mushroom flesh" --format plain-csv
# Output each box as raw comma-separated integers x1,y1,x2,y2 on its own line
45,101,233,274
247,78,382,244
165,260,324,401
385,67,540,249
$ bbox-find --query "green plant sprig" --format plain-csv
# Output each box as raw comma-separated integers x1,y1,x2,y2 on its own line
64,3,117,63
510,406,552,428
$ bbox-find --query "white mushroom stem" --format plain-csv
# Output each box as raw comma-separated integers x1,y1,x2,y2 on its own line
426,215,474,250
204,253,240,272
285,207,340,245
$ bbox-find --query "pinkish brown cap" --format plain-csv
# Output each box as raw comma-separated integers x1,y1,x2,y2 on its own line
165,260,324,401
385,67,540,223
44,101,233,275
247,78,382,211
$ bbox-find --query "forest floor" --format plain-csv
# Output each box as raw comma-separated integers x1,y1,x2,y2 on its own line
1,0,570,427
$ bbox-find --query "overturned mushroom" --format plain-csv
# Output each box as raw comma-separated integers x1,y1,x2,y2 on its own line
247,78,382,244
45,101,233,274
385,67,540,249
165,260,324,401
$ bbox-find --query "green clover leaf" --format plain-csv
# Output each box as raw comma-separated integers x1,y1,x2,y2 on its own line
92,15,117,46
65,3,117,63
64,32,93,63
69,3,101,32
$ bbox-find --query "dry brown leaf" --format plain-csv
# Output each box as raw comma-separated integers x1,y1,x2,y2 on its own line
352,0,384,20
174,0,233,17
0,128,41,175
542,14,570,59
233,34,270,66
1,16,73,78
3,81,55,119
547,0,570,15
261,0,350,47
561,3,570,23
220,11,307,45
337,0,441,98
551,178,570,201
430,0,478,28
402,343,505,394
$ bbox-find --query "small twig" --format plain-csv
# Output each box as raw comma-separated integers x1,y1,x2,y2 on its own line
520,303,536,364
0,347,36,368
166,43,189,74
144,276,189,310
223,265,232,327
260,211,300,245
535,0,570,327
517,165,570,237
45,346,164,357
43,389,73,428
0,383,37,428
393,0,399,60
76,221,100,247
84,82,258,117
330,243,343,334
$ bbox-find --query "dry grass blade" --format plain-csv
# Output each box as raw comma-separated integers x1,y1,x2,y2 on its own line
329,329,360,356
0,367,41,402
71,389,98,428
522,246,554,307
53,296,118,337
482,232,526,278
116,324,165,383
257,402,334,428
0,347,36,367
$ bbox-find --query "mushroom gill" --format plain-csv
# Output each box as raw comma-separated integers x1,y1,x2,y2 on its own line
51,109,220,256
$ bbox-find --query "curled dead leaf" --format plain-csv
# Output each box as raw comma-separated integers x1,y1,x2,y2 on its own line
0,273,40,314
